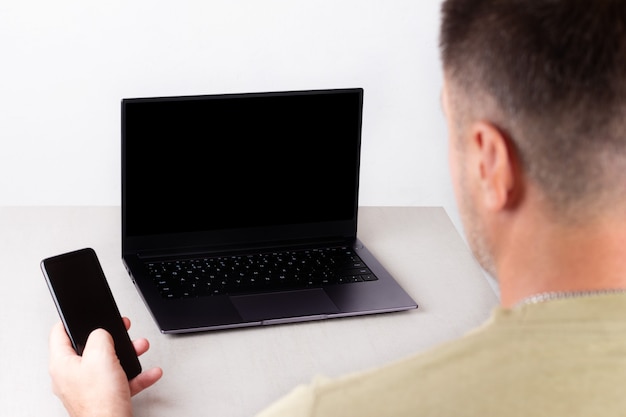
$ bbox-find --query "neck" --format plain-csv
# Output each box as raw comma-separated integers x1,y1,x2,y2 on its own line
496,210,626,308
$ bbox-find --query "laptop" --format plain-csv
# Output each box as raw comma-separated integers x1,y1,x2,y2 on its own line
121,87,417,334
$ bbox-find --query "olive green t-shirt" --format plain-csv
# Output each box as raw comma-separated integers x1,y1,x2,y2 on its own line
257,293,626,417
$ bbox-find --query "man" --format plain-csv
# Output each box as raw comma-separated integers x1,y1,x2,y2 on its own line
49,0,626,415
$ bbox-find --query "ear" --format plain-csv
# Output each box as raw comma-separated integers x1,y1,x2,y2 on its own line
468,121,518,211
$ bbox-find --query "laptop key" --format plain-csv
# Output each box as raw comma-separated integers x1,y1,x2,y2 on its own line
145,246,378,299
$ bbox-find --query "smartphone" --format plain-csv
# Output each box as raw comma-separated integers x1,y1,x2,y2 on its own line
41,247,142,380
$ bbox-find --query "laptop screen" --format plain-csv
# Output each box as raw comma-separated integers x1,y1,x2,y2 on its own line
122,88,364,252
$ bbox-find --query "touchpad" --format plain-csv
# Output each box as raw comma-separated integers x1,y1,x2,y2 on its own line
231,289,340,322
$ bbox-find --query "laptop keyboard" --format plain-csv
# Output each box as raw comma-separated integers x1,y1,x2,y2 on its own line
145,246,378,299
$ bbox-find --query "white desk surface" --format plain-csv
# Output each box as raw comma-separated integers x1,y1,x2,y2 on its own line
0,206,498,417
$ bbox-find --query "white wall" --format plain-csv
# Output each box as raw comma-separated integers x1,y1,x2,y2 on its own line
1,0,462,231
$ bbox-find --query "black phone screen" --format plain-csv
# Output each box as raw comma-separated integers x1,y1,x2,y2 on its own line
41,247,142,380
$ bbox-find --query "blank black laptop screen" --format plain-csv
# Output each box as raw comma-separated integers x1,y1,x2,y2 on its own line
122,89,363,242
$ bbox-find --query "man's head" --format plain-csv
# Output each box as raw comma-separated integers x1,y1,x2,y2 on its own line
439,0,626,275
440,0,626,222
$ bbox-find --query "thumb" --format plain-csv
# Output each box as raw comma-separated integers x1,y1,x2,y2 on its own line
82,328,118,361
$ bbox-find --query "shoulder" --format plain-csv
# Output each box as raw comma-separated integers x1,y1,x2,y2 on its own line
257,301,626,417
256,315,507,417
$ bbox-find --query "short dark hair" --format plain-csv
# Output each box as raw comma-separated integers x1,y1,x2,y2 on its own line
439,0,626,219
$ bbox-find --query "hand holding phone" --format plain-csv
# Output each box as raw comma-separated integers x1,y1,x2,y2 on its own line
41,248,142,380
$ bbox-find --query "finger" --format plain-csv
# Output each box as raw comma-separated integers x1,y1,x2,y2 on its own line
129,367,163,397
122,317,147,356
122,317,131,331
132,337,151,357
